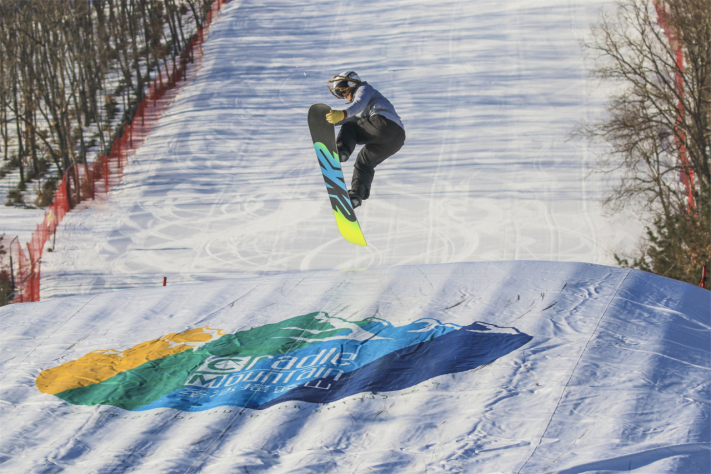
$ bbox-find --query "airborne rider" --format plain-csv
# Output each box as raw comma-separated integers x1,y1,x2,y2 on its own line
326,71,406,209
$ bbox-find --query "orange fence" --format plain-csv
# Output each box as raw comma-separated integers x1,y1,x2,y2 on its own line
654,0,695,210
9,0,226,303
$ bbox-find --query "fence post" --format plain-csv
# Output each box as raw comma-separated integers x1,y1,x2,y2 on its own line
65,165,73,209
8,236,18,291
74,164,81,204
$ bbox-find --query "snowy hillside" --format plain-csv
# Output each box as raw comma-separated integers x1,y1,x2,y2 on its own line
1,261,709,472
3,0,708,472
18,0,643,300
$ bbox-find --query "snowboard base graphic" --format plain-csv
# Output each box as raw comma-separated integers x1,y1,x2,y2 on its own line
308,103,367,246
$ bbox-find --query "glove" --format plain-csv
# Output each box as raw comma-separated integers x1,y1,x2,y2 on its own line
326,110,345,124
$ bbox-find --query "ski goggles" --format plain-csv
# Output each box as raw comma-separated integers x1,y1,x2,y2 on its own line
328,82,351,100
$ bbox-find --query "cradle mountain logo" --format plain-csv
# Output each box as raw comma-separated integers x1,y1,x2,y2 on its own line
37,312,532,412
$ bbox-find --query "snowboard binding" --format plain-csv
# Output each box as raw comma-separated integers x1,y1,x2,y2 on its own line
348,190,362,209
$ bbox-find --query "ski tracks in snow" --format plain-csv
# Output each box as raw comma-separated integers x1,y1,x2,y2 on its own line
37,0,641,299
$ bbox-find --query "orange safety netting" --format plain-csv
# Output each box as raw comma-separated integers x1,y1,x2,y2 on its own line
11,0,226,303
654,0,695,211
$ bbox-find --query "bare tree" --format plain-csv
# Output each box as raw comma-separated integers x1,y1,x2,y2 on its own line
579,0,710,286
0,0,207,206
0,234,13,306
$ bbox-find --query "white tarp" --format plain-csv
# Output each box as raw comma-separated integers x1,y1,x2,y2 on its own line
1,261,709,472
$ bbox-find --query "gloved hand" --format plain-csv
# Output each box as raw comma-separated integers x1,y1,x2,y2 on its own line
326,110,345,124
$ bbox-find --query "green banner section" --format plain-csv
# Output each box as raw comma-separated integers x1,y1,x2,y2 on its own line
48,313,369,411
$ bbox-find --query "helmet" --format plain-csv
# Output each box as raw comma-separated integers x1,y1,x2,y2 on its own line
327,71,361,100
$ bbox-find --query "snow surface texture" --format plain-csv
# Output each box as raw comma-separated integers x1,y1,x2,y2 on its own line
20,0,645,300
1,261,709,472
3,2,708,472
0,167,52,244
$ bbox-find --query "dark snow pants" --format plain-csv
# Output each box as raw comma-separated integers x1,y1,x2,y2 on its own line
336,115,405,200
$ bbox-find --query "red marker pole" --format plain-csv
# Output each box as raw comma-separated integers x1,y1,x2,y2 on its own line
163,277,167,287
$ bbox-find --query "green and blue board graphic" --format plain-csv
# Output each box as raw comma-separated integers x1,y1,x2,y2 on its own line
37,312,531,412
308,103,367,246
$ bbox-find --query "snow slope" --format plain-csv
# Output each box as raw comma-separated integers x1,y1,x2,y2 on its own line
1,261,709,472
27,0,642,299
4,2,708,472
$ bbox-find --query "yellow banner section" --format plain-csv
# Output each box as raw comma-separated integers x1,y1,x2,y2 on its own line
36,327,224,395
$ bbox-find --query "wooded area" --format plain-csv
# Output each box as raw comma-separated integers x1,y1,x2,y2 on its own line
0,0,213,206
580,0,710,287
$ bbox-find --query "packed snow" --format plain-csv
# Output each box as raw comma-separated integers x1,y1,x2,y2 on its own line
2,0,708,472
1,0,640,299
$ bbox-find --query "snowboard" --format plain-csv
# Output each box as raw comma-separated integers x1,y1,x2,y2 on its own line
308,103,367,247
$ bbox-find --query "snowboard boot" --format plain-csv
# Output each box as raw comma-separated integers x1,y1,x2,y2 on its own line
348,189,362,209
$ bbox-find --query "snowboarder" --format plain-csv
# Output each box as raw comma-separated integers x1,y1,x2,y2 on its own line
326,71,406,209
